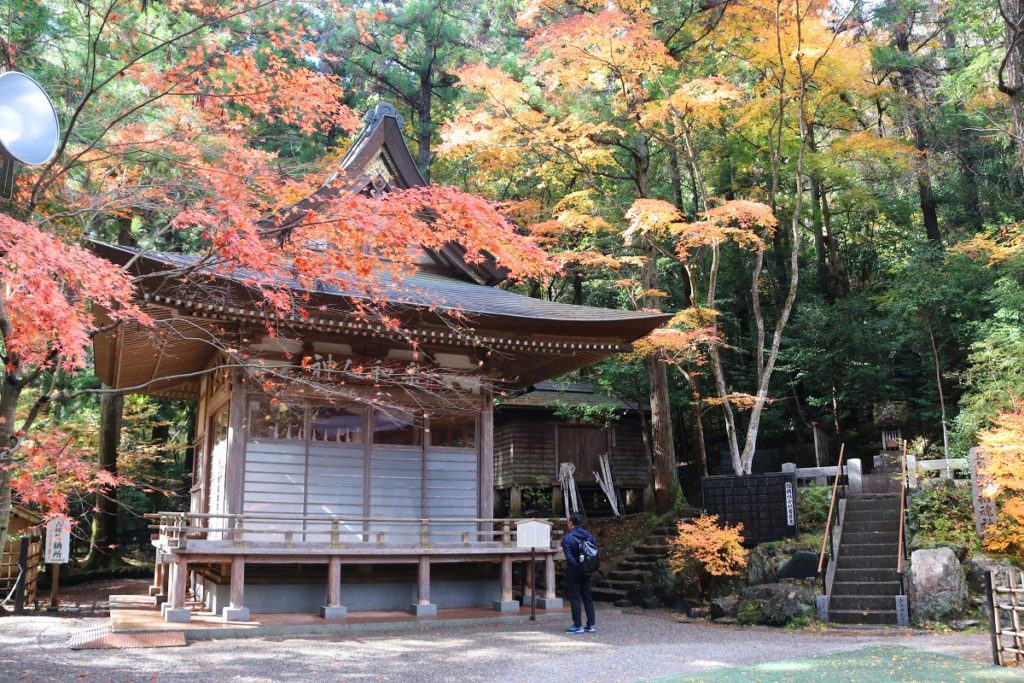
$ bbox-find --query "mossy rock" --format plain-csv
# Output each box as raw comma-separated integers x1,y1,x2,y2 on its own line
735,582,816,626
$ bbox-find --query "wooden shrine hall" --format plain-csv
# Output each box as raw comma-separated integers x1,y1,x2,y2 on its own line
90,103,670,623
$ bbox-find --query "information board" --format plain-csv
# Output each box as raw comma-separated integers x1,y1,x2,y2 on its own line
44,517,71,564
515,519,552,549
701,473,799,543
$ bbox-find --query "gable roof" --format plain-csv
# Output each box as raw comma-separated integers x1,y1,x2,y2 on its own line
258,103,506,287
497,382,638,412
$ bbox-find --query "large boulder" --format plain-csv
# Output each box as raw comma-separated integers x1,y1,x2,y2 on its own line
909,533,969,562
909,548,968,622
710,596,738,620
964,554,1019,593
778,550,821,580
736,582,816,626
747,546,778,585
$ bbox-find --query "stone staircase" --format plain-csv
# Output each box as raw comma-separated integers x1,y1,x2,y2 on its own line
829,494,903,624
591,512,692,608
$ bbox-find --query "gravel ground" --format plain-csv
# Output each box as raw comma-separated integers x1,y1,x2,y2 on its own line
0,605,1002,683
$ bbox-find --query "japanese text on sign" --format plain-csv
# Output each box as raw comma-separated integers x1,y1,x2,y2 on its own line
45,517,71,564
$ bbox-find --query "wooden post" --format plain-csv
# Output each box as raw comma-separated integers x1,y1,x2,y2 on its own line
510,486,523,517
164,557,190,622
150,561,163,596
410,555,436,616
320,556,347,619
13,537,28,615
222,557,249,621
47,564,60,611
530,548,536,622
493,553,518,612
544,553,556,600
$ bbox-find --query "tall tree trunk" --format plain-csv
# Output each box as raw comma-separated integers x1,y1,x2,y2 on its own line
999,0,1024,179
84,386,123,569
0,379,19,548
636,132,679,513
417,43,436,183
894,15,942,243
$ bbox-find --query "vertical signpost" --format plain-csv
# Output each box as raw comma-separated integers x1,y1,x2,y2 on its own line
44,517,71,611
515,519,553,622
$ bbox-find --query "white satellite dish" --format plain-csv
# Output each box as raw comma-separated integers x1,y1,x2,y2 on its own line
0,71,60,198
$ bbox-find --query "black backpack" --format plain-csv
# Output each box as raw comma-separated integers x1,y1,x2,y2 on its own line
576,536,600,574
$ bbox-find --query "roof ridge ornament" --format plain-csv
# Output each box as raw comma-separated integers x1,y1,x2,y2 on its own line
364,102,403,131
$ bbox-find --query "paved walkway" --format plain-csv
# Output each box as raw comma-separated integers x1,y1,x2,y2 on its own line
0,605,1015,683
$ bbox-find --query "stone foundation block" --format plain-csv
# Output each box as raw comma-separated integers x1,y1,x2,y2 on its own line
222,607,250,622
163,607,191,623
409,603,437,616
320,605,348,620
535,596,563,610
492,600,520,613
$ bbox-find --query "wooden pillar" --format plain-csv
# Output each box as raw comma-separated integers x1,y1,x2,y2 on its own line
493,554,518,612
321,556,347,619
225,372,248,518
535,551,563,610
163,557,190,622
544,553,556,600
510,486,522,517
222,557,249,621
552,485,565,518
150,562,163,597
410,555,436,616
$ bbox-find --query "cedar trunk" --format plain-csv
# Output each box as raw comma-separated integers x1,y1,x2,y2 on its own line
84,387,123,569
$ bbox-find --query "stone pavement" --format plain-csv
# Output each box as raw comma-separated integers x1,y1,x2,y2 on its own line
0,605,1012,683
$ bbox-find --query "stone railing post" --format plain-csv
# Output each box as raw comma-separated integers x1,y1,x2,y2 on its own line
847,458,863,494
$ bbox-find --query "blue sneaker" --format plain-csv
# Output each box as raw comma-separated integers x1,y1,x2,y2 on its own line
584,625,596,633
565,625,584,634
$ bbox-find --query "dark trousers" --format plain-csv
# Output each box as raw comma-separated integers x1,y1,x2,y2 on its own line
565,569,595,627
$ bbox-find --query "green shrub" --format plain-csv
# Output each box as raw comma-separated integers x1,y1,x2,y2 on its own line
908,486,977,550
798,484,832,527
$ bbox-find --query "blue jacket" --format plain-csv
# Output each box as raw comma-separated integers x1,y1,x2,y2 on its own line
562,526,597,571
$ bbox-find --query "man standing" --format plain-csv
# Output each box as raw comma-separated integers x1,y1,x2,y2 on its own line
562,511,598,634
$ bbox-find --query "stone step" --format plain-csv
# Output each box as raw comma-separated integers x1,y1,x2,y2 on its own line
846,498,901,511
607,569,653,582
843,520,895,534
842,531,899,545
841,543,899,557
837,554,899,570
595,579,643,591
830,595,899,611
833,567,901,583
619,559,659,571
829,609,898,625
830,580,902,596
634,544,670,556
592,588,628,602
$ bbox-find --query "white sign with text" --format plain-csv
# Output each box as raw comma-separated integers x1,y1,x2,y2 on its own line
44,517,71,564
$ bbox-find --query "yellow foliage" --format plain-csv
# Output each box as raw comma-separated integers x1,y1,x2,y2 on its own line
978,399,1024,560
668,513,747,595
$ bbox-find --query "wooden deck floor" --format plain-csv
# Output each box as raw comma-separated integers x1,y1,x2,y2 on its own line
109,595,569,640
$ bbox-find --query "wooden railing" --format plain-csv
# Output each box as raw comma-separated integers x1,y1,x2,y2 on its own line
818,443,846,591
897,441,909,577
148,511,564,551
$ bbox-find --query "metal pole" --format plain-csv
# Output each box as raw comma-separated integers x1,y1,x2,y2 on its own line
47,563,59,611
13,536,28,614
986,570,1002,666
530,548,536,622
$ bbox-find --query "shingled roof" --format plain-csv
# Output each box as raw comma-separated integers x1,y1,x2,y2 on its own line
497,382,639,411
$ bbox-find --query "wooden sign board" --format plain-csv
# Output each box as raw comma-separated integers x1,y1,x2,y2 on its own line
702,472,799,544
515,519,553,549
44,517,71,564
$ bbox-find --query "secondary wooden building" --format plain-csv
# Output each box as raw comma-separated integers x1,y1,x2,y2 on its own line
90,103,670,622
494,382,652,516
